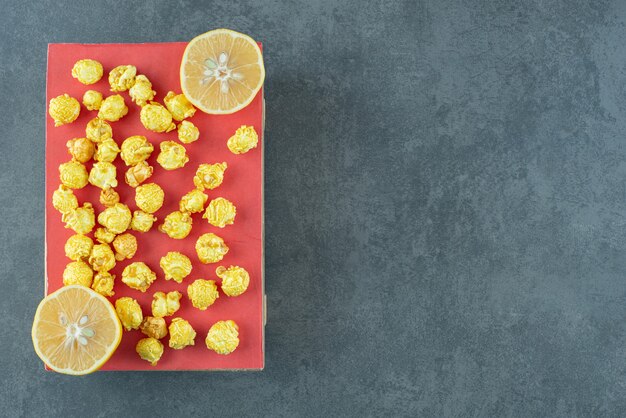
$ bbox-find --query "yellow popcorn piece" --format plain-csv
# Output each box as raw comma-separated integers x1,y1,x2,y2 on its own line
108,65,137,92
98,203,131,234
85,117,112,143
91,271,115,297
129,74,156,106
164,91,196,121
177,120,199,144
130,210,156,233
151,291,182,318
64,234,93,261
205,320,239,355
195,233,228,264
193,162,227,191
71,59,103,85
168,318,196,349
159,251,192,283
140,102,176,133
140,316,168,340
216,265,250,297
187,279,219,311
179,189,207,214
52,185,78,214
157,141,189,170
120,135,153,166
88,243,116,272
159,211,192,239
203,197,236,228
99,187,120,207
59,160,88,189
66,137,95,163
63,261,93,287
62,203,95,234
98,94,128,122
122,262,156,292
136,337,164,366
82,90,103,111
227,125,258,154
88,161,118,189
125,160,153,187
94,138,120,163
115,297,143,331
94,227,115,244
112,232,137,261
135,183,164,213
49,94,80,127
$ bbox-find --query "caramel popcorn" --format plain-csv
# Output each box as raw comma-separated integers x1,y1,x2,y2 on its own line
49,94,80,127
64,234,93,261
71,59,103,85
88,243,116,272
227,125,258,154
195,233,229,264
168,318,196,349
88,161,118,189
177,120,199,144
193,162,227,191
91,271,115,297
135,183,164,213
94,138,120,163
159,252,192,283
164,91,196,121
216,266,250,297
140,102,175,133
98,203,131,234
151,291,182,318
140,316,167,340
108,65,137,92
82,90,103,111
66,137,95,163
52,185,78,214
136,337,164,366
187,279,219,311
203,197,236,228
94,227,115,244
59,161,88,189
85,117,112,143
112,233,137,261
120,135,153,166
63,261,93,287
157,141,189,170
98,94,128,122
62,203,95,234
128,74,155,106
122,262,156,292
179,189,207,214
130,210,156,233
159,211,192,239
115,297,143,331
205,320,240,355
125,161,153,187
99,187,120,207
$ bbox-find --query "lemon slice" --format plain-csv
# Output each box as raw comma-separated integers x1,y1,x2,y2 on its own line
180,29,265,115
31,285,122,375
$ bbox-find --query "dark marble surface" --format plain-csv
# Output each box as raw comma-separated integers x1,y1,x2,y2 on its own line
2,0,626,416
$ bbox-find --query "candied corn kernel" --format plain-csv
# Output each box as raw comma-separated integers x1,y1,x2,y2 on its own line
205,320,239,355
98,203,131,234
193,162,227,191
179,189,207,214
52,185,78,214
187,279,219,311
129,74,155,106
99,187,120,207
131,210,156,233
108,65,137,92
62,203,95,234
168,318,196,349
94,138,120,163
72,59,103,85
195,233,228,264
160,252,192,283
85,117,112,143
115,297,143,331
227,125,258,154
98,94,128,122
122,262,156,292
140,102,175,133
136,337,164,366
177,120,199,144
164,91,196,121
91,271,115,297
59,160,88,189
112,232,137,261
65,234,93,261
140,316,167,340
120,135,153,166
135,183,164,213
125,160,153,187
151,291,182,318
159,211,192,239
63,261,93,287
82,90,103,110
89,161,118,189
66,137,95,163
157,141,188,170
203,197,236,228
88,243,116,272
216,266,250,297
49,94,80,127
94,227,115,244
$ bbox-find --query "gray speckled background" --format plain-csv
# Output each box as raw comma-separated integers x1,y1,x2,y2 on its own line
2,0,626,416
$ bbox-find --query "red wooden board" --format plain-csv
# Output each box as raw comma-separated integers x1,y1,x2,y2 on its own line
45,43,264,371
